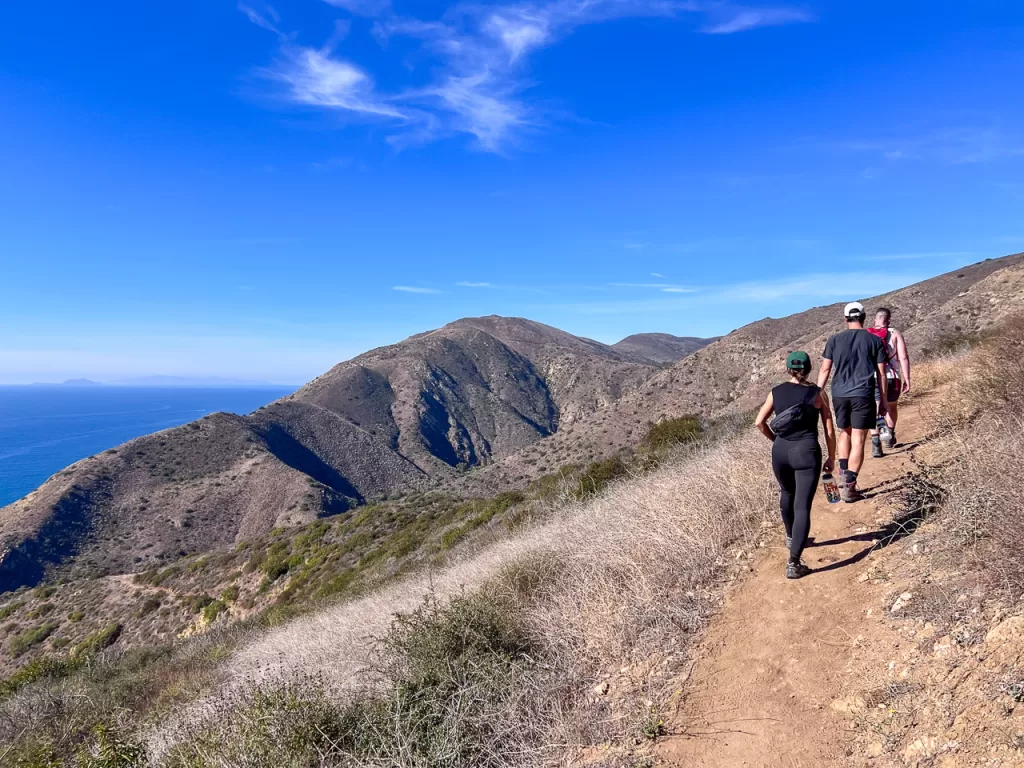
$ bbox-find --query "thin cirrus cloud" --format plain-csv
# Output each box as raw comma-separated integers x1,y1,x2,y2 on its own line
843,127,1024,166
392,285,442,294
609,282,698,292
456,281,493,287
703,7,813,34
559,271,927,315
239,1,814,152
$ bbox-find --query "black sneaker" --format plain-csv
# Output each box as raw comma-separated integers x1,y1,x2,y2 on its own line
786,561,812,579
871,439,884,459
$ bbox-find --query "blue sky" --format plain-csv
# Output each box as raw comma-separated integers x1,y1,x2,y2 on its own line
1,1,1022,384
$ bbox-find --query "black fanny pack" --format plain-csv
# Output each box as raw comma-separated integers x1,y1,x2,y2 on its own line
771,404,811,437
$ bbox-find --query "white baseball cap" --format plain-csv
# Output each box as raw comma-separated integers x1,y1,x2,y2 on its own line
844,301,865,318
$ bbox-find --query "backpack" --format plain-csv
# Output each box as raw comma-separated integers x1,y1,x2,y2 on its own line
867,327,900,379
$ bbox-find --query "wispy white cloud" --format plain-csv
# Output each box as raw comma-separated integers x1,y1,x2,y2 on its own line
703,6,813,34
845,127,1024,166
651,272,666,278
548,271,925,315
609,282,698,293
240,0,813,151
716,272,919,302
322,0,390,16
456,281,493,287
238,1,284,37
609,282,672,288
392,285,442,294
267,47,406,119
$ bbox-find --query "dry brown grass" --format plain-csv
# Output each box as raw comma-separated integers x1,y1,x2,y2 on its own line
150,430,776,763
919,315,1024,600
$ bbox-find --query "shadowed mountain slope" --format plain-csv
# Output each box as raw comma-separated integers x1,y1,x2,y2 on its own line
0,319,656,591
612,333,717,364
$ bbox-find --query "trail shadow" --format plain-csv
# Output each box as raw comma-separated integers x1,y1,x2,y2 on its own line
857,475,911,497
810,477,944,575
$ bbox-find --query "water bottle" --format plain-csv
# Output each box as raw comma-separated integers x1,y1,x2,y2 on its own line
822,473,840,504
876,415,891,442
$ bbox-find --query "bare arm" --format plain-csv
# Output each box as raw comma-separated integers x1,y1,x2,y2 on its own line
816,389,836,472
754,392,775,443
877,362,890,414
894,329,910,391
817,359,833,390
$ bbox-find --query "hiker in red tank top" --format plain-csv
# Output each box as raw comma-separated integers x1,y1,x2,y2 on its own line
869,308,911,452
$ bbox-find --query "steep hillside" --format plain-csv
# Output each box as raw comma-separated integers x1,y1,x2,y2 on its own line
4,256,1022,594
455,254,1024,491
612,332,717,364
0,319,655,591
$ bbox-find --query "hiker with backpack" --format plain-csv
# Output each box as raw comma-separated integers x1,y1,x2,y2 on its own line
754,351,837,579
816,302,890,502
867,307,911,455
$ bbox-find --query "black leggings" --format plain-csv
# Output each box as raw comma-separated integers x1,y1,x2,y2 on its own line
771,437,822,562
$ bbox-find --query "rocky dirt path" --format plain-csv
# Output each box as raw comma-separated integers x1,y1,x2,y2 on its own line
656,400,930,767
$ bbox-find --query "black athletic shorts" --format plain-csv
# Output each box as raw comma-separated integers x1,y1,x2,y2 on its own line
833,396,877,430
875,379,902,404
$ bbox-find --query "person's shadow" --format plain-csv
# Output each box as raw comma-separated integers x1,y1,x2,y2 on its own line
807,480,941,574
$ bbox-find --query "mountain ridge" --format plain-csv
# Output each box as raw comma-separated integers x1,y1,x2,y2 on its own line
0,318,662,592
612,333,718,364
3,255,1023,594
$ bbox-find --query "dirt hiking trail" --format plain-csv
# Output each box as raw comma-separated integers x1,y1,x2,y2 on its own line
657,398,933,767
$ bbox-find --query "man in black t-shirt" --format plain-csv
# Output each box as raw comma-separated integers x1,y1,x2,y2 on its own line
817,301,889,502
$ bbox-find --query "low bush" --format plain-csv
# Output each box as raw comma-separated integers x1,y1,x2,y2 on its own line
74,624,123,658
9,622,59,657
164,593,566,767
568,455,630,500
641,414,703,451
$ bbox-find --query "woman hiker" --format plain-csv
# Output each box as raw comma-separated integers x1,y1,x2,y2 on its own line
754,351,838,579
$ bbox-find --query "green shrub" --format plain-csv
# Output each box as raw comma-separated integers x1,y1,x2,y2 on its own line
220,585,240,603
167,593,556,767
570,456,630,500
78,723,147,768
9,622,59,657
0,654,78,700
184,595,214,615
0,599,23,621
69,610,86,622
642,415,703,451
74,623,123,657
201,600,227,624
134,597,161,618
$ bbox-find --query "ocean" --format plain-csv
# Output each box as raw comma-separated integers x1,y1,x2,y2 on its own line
0,386,294,508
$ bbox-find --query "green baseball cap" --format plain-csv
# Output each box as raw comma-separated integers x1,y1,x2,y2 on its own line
785,350,811,372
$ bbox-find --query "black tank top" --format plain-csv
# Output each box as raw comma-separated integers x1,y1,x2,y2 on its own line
771,382,821,441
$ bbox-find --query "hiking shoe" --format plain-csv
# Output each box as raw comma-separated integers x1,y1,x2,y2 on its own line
786,561,812,579
871,439,884,459
841,483,863,503
886,431,897,449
